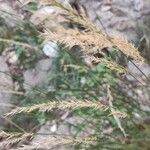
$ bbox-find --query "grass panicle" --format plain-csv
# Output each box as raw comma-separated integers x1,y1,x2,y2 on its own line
0,131,33,148
0,130,96,150
41,0,145,63
0,0,148,149
6,99,108,116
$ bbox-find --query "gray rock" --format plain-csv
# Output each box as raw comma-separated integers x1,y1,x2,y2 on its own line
70,0,150,42
28,115,94,149
36,59,53,72
0,56,13,126
23,59,53,89
29,120,72,150
127,61,150,81
0,1,23,27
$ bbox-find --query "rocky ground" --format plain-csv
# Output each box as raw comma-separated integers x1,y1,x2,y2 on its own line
0,56,13,127
75,0,150,42
0,0,150,149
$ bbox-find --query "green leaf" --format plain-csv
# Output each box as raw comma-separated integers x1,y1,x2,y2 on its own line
96,63,106,73
36,112,46,125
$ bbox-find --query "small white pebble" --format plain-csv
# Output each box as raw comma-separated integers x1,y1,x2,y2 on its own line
43,41,59,58
50,124,57,132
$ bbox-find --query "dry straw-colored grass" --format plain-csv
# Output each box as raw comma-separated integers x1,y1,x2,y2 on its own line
107,86,127,137
43,27,112,54
100,58,128,74
0,130,96,150
40,0,145,63
0,131,33,148
0,0,145,148
18,135,97,150
6,98,108,116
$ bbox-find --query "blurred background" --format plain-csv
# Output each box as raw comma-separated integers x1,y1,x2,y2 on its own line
0,0,150,149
